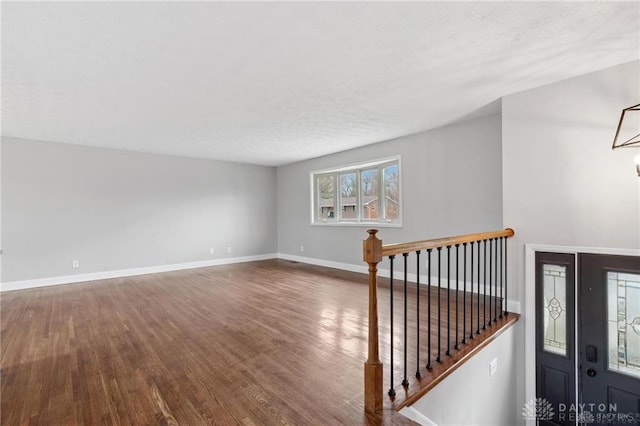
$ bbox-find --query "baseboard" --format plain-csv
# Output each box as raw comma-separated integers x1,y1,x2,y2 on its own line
0,253,278,292
1,253,523,314
506,300,521,314
277,253,522,314
276,253,370,274
398,406,438,426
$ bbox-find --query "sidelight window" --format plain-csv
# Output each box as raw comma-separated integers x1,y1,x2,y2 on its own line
542,264,568,356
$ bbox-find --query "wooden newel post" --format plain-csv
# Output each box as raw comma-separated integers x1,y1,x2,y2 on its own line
363,229,383,414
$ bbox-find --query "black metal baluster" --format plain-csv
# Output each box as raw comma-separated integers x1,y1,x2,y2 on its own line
388,255,396,398
436,247,442,363
488,238,493,326
426,249,432,369
477,242,481,335
455,244,460,350
483,240,487,330
499,237,504,319
446,246,451,356
470,241,474,339
402,253,409,387
462,243,467,344
494,239,498,322
504,237,509,317
415,250,421,378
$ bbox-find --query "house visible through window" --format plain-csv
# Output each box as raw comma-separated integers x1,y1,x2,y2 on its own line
311,156,401,226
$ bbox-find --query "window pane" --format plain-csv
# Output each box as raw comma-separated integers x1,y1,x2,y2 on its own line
360,168,378,220
339,172,357,220
542,264,567,355
316,175,335,221
607,271,640,379
383,164,399,221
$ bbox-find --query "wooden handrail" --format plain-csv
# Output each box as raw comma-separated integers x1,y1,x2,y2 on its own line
381,228,514,257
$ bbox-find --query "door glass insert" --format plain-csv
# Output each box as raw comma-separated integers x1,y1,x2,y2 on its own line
543,264,567,355
607,271,640,378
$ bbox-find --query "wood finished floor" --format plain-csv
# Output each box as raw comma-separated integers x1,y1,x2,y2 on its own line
1,259,515,425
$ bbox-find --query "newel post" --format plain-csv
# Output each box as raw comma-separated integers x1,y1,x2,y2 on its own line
363,229,383,414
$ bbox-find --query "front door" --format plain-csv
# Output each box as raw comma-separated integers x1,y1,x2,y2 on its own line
579,254,640,425
536,252,640,425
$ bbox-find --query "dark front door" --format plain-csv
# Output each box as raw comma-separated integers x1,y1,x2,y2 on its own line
579,253,640,425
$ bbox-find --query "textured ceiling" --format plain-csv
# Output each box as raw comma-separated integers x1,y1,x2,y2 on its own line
2,2,639,166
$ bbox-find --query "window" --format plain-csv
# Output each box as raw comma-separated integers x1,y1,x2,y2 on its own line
311,156,401,226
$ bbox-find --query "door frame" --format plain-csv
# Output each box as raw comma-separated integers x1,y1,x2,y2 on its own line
524,244,640,426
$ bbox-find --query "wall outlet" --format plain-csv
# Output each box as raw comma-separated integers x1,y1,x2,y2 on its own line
489,358,498,376
209,248,215,255
72,260,80,269
227,246,232,254
300,245,304,253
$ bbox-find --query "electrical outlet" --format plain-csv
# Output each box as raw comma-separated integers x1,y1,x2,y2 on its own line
72,260,80,269
300,245,304,253
227,246,232,254
489,358,498,376
209,248,215,255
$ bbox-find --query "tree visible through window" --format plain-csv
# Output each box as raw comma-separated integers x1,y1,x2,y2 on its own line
316,174,335,220
311,157,401,225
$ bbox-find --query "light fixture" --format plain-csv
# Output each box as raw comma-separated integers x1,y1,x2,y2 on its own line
611,103,640,176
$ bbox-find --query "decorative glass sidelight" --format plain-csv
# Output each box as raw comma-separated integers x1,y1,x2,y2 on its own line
607,272,640,378
542,264,568,355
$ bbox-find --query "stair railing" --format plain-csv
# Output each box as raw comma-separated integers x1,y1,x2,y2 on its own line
363,228,515,414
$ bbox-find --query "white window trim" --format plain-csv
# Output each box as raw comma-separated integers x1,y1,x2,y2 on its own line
309,155,402,227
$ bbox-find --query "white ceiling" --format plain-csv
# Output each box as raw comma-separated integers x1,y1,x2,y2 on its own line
2,2,639,167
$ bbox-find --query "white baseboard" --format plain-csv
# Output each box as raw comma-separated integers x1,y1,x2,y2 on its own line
1,253,523,313
399,406,438,426
277,253,370,274
1,253,277,292
506,300,521,314
277,253,522,314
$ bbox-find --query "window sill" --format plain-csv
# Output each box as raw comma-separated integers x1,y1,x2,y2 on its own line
311,221,402,228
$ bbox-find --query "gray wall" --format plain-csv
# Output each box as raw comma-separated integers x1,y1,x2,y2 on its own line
502,60,640,424
277,113,504,266
503,60,640,302
1,137,277,282
407,322,519,425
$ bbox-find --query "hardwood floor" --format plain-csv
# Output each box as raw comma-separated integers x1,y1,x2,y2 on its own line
1,259,517,425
